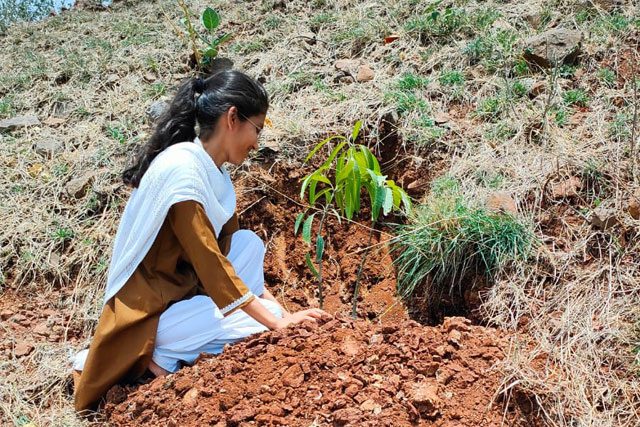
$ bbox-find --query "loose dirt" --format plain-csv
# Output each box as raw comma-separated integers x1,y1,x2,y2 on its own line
104,317,535,426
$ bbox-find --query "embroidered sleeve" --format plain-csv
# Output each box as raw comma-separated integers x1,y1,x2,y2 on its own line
168,200,255,316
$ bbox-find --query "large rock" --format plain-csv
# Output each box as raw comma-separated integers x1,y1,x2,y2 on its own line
0,115,40,131
524,29,583,68
34,139,64,158
146,100,169,122
65,172,95,199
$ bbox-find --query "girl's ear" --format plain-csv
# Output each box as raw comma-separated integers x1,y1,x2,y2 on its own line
226,106,238,130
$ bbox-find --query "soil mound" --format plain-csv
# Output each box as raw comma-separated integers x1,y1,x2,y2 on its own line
104,317,534,426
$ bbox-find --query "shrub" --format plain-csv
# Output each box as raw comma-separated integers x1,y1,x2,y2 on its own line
394,177,534,313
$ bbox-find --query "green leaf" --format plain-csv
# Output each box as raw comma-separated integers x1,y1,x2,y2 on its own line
383,187,394,215
310,187,333,205
372,183,386,221
202,7,221,31
305,252,320,279
315,235,325,263
322,140,348,169
212,32,232,46
302,213,315,244
305,136,344,162
351,120,363,142
294,212,305,235
202,47,218,58
336,159,354,183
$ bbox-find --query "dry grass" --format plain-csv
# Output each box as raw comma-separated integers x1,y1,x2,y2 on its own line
0,0,639,425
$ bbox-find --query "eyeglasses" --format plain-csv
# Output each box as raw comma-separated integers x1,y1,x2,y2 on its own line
238,112,264,139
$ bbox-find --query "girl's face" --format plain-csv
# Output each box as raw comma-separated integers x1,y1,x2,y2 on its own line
226,111,266,165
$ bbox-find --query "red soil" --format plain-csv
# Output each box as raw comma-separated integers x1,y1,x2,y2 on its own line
104,317,535,426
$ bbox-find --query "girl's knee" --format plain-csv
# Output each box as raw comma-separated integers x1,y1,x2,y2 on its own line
233,230,265,258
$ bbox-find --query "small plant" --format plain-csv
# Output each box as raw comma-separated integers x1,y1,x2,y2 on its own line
476,96,502,120
397,73,429,91
554,107,568,127
295,121,411,315
597,67,616,88
106,125,127,145
176,2,232,71
563,89,589,107
439,70,465,86
394,177,534,317
510,80,528,98
405,4,467,41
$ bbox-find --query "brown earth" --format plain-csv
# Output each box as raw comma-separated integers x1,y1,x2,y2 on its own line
104,317,537,426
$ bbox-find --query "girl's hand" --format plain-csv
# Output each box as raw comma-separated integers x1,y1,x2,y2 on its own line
274,308,331,329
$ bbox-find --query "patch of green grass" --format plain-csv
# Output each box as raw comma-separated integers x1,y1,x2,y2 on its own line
105,124,128,145
485,121,516,141
264,14,283,30
231,40,266,54
609,112,631,140
404,6,468,41
474,169,505,189
513,59,530,76
470,7,501,31
409,116,445,147
597,67,616,88
0,96,15,118
439,70,465,86
475,96,502,120
463,29,519,72
397,73,429,91
114,20,154,46
510,80,528,98
145,82,167,99
386,91,429,114
394,176,534,306
554,107,568,127
563,89,589,107
310,12,333,31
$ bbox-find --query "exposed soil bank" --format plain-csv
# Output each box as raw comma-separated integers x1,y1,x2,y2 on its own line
104,317,539,426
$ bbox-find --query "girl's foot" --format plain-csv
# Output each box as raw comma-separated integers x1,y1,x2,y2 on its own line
148,359,170,377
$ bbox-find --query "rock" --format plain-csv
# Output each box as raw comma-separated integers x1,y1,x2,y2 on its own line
340,335,361,356
65,173,94,199
146,100,169,122
448,330,462,347
182,388,199,406
487,192,518,214
551,176,582,199
408,381,441,419
33,322,50,337
281,364,304,388
433,112,450,124
524,29,583,68
442,317,471,333
34,139,64,158
333,407,363,426
356,65,374,82
359,399,382,414
334,59,358,72
0,309,14,320
14,342,34,357
529,81,547,98
298,31,316,45
369,334,384,345
0,115,40,131
590,207,619,231
627,191,640,220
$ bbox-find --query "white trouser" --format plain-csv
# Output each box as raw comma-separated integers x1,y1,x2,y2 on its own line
152,230,282,372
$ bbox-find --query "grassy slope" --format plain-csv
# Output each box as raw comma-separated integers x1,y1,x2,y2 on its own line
0,0,639,425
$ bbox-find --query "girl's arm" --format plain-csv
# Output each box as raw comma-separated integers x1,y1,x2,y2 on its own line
260,288,290,317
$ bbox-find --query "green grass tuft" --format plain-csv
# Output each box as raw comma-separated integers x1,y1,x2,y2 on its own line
394,177,534,309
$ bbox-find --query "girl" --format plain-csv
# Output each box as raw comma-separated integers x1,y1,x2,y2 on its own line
74,70,328,411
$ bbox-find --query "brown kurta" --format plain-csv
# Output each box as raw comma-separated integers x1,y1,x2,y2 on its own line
74,200,256,412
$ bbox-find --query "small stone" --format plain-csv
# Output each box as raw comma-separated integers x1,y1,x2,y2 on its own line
33,322,50,337
487,192,518,214
356,65,374,82
369,334,384,345
627,191,640,220
529,81,547,98
340,335,361,356
524,28,583,68
14,342,34,357
334,59,358,72
333,407,363,426
34,139,64,158
551,176,582,199
0,115,40,131
182,388,199,406
590,207,619,231
65,173,94,199
360,399,382,414
146,100,169,122
433,112,450,124
0,309,14,320
408,381,441,419
448,330,462,347
281,363,304,388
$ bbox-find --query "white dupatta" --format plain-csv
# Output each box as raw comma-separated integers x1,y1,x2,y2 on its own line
102,138,236,305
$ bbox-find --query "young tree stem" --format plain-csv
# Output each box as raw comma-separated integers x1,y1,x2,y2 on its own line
351,220,376,319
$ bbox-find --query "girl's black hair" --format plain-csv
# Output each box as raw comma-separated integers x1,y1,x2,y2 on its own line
122,69,269,187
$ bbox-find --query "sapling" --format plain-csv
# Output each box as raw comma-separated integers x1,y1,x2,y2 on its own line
176,1,232,71
295,121,411,316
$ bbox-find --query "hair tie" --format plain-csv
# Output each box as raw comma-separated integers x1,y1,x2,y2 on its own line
194,77,205,95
